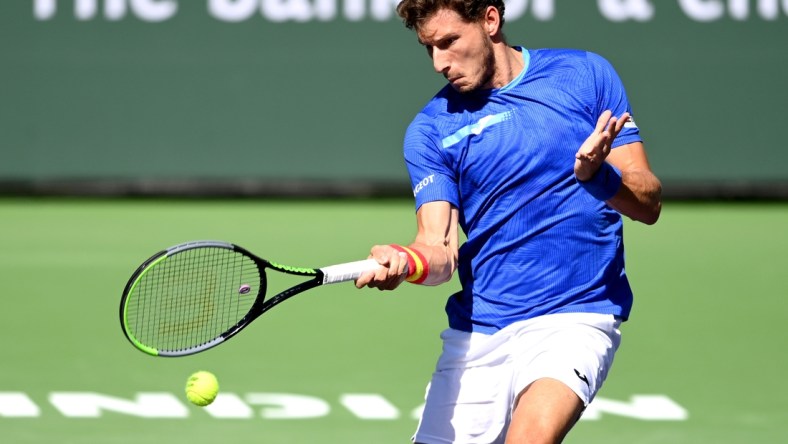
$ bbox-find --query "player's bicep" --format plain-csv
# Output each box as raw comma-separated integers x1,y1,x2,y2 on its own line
414,201,458,248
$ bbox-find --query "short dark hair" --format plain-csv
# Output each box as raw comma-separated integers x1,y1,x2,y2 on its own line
396,0,506,31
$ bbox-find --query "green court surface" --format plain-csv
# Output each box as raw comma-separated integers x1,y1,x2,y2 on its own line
1,199,786,443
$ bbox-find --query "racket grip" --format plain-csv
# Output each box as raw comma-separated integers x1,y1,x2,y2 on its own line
320,259,381,284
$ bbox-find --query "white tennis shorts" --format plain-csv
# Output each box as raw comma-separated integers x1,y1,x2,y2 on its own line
412,312,622,444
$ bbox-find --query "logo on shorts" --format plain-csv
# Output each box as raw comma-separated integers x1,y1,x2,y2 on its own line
574,369,590,387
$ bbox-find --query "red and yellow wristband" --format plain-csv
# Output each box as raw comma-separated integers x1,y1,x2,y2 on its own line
389,244,429,284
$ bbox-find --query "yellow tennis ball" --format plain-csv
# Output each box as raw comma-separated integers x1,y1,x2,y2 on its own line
185,371,219,407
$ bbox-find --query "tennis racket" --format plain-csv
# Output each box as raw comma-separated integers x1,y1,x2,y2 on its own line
119,240,380,357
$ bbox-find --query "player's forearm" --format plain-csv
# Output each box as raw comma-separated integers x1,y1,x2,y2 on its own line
406,240,457,286
608,168,662,225
400,201,459,286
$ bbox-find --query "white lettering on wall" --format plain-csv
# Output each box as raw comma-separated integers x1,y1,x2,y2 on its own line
33,0,177,21
370,0,399,21
343,0,364,21
209,0,257,22
132,0,178,21
680,0,728,21
209,0,394,22
34,0,57,19
261,0,313,22
31,0,788,22
315,0,338,20
598,0,655,22
679,0,788,21
505,0,556,21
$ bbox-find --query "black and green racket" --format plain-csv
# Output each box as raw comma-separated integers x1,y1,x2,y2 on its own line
119,240,379,357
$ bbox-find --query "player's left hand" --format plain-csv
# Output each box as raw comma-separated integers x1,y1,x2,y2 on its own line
574,110,630,181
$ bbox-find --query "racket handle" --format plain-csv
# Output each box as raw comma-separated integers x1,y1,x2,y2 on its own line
320,259,381,284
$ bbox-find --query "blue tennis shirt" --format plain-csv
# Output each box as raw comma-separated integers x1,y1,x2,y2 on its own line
403,47,642,334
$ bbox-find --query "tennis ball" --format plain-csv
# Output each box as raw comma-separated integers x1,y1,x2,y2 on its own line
185,371,219,407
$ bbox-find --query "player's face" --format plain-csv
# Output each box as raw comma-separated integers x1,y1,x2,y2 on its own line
417,8,495,93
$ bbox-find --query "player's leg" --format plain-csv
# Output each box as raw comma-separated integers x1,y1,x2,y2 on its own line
504,378,583,444
413,328,514,444
504,313,623,444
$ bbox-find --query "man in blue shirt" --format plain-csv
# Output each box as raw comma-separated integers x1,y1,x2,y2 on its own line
356,0,662,442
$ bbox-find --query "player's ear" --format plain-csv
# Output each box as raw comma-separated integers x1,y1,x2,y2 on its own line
483,6,501,36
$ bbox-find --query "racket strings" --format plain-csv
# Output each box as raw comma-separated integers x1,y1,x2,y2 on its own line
126,248,260,352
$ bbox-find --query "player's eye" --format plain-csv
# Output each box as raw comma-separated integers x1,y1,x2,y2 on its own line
424,45,434,58
435,37,457,50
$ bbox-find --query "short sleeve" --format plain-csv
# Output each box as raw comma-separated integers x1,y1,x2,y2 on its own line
403,115,460,211
586,52,642,148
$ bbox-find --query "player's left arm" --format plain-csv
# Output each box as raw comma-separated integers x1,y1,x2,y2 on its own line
575,111,662,225
605,141,662,225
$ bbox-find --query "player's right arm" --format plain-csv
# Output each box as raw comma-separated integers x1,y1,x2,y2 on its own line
355,200,459,291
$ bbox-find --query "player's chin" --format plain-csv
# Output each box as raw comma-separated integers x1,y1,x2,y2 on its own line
451,79,484,94
447,77,469,92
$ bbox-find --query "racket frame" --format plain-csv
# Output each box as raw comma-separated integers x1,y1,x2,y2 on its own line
120,240,376,357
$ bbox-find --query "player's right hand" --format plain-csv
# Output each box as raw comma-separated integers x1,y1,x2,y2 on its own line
355,245,409,291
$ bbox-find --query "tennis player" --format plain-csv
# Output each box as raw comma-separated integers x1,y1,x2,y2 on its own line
356,0,662,442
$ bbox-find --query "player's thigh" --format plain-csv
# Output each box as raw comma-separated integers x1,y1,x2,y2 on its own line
413,328,513,444
505,314,621,442
506,378,583,444
512,313,622,407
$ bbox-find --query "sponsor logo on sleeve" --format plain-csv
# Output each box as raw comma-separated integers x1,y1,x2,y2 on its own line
413,174,435,197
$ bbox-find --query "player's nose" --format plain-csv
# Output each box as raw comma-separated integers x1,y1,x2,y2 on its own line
432,48,450,75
